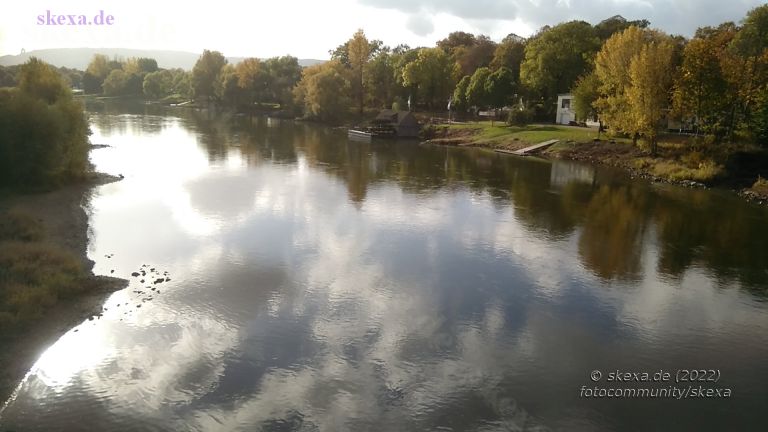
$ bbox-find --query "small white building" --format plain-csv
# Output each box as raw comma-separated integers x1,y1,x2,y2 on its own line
556,94,576,125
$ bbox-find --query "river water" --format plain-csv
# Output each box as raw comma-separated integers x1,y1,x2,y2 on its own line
2,102,768,431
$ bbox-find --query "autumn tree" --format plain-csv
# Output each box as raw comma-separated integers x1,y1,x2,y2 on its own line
627,41,676,155
235,58,267,106
595,26,659,143
293,60,351,122
192,50,227,105
348,29,372,114
673,23,737,137
595,26,676,153
83,54,111,93
18,57,69,103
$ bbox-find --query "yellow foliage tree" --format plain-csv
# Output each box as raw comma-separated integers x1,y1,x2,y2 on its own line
595,26,674,153
293,60,351,122
347,29,371,114
627,41,675,155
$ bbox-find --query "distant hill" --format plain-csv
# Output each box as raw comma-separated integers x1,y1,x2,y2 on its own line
0,48,325,70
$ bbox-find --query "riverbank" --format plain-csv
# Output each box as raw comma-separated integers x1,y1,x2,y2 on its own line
0,171,128,404
421,122,768,201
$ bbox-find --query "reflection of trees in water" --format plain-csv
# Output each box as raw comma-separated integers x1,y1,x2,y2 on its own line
577,185,652,281
652,188,768,290
187,110,228,162
93,100,768,294
88,100,178,137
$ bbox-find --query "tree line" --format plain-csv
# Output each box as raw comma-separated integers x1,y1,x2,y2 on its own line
287,7,766,147
1,6,764,148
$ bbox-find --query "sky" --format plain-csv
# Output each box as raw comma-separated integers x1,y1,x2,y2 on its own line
1,0,764,59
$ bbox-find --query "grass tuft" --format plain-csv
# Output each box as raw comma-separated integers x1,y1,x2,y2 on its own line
0,239,85,332
0,208,44,242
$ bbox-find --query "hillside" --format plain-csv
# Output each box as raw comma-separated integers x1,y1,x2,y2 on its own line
0,48,325,70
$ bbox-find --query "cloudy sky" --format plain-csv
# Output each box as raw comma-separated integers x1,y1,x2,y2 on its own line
0,0,764,59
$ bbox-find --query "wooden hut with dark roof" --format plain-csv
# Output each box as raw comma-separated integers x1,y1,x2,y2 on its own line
372,110,421,138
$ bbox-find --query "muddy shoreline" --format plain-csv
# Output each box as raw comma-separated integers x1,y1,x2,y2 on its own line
0,171,128,404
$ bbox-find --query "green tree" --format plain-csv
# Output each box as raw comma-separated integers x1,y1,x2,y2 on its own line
217,64,242,107
142,70,174,100
103,69,131,96
402,47,459,109
490,34,526,78
466,67,492,108
136,58,159,73
0,58,89,187
18,58,68,103
572,71,600,121
391,45,419,102
437,31,477,53
485,67,516,108
192,50,227,105
365,49,397,108
263,56,302,106
82,72,102,94
170,69,192,99
0,66,17,87
754,86,768,145
594,15,650,41
452,75,471,112
729,5,768,139
438,32,496,77
520,21,601,114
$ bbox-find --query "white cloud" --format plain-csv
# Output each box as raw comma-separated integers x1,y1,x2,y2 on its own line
5,0,761,61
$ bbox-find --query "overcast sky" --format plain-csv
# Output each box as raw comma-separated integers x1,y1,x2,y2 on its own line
1,0,764,59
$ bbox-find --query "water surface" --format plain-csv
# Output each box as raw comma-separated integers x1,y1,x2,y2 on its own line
2,102,768,431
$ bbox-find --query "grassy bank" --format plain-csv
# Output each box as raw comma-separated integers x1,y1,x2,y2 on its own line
423,122,768,191
423,122,621,149
0,210,87,332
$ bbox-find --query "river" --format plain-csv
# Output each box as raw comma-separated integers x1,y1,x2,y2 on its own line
2,101,768,431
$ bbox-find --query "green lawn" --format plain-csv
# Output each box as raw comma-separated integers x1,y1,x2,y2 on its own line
447,122,612,144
